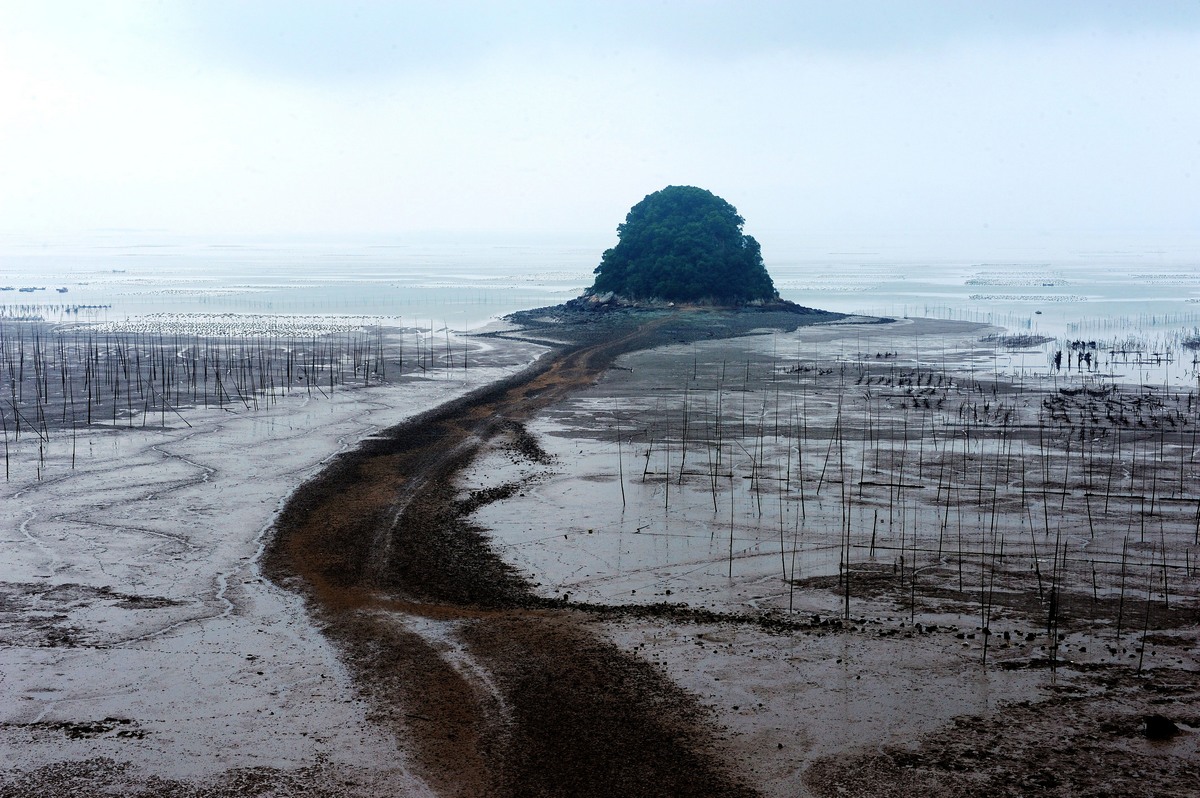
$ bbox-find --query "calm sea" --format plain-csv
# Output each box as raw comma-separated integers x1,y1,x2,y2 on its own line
2,233,1198,343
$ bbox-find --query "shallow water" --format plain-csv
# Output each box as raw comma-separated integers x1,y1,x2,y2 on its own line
3,232,1199,381
1,235,1195,328
0,234,594,330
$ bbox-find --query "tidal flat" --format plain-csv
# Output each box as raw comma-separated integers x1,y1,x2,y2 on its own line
1,301,1197,797
0,327,545,796
463,312,1200,797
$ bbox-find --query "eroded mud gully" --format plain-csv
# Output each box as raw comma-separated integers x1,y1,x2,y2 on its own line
267,308,837,798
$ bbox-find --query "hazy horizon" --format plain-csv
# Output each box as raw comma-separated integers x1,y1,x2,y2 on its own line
3,228,1199,267
2,2,1198,254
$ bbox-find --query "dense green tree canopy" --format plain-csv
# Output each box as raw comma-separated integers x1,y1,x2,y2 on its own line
590,186,777,303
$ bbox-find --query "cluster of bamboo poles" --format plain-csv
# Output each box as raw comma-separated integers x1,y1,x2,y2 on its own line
0,320,464,479
0,303,112,320
614,338,1199,671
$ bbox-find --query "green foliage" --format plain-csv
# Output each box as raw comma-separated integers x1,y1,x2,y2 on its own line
590,186,777,303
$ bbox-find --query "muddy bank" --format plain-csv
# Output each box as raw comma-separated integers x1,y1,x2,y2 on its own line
265,304,844,797
0,335,543,797
461,315,1200,797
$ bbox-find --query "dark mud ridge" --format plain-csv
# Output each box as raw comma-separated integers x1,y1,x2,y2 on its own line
266,305,845,798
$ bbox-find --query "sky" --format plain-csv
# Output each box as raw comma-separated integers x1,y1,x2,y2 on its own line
2,1,1199,252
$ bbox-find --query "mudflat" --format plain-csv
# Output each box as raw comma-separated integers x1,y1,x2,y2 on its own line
4,304,1196,797
463,310,1200,797
266,304,843,797
272,302,1198,797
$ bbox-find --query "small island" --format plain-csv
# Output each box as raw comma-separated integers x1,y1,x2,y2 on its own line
587,185,780,305
512,186,839,332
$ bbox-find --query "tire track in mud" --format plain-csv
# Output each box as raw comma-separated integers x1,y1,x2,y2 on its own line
266,314,760,798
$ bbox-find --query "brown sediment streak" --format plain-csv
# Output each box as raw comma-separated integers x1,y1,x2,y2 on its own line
265,313,758,798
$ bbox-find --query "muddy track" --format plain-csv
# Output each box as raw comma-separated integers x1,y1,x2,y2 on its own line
265,312,781,798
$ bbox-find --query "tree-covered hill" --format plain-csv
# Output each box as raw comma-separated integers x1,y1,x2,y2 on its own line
589,186,777,303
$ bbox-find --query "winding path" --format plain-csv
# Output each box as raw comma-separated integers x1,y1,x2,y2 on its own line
266,313,760,798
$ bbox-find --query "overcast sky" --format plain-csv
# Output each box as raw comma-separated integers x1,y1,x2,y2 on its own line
2,1,1198,251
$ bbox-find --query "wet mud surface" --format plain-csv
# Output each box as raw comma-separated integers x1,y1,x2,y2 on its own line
265,304,840,797
8,301,1197,796
0,757,398,798
0,336,544,797
804,667,1200,797
451,312,1200,796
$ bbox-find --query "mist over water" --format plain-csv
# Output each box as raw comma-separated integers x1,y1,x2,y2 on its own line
3,232,1199,354
0,234,595,330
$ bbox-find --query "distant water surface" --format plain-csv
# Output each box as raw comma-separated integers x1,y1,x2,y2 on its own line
0,234,593,330
2,233,1198,344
